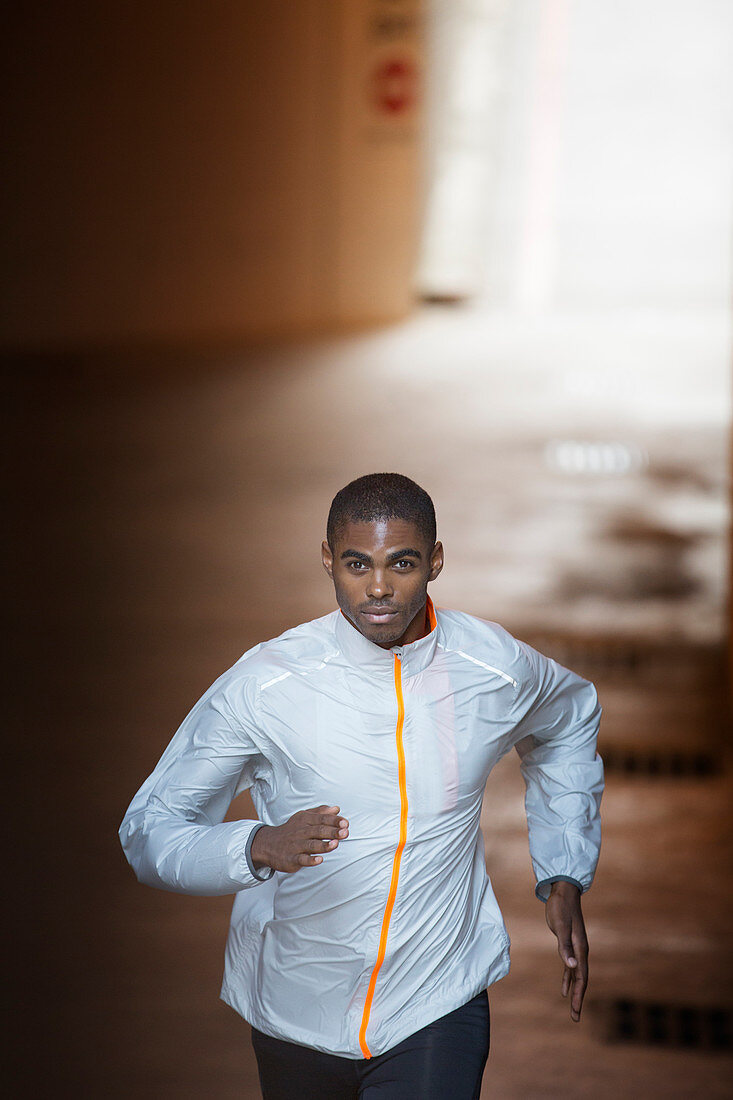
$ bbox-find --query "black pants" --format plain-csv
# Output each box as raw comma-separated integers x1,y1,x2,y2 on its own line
251,991,490,1100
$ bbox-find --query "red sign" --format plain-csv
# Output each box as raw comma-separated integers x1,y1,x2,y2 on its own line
372,58,418,115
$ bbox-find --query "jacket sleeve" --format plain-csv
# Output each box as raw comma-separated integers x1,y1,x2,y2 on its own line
118,676,275,896
510,640,604,901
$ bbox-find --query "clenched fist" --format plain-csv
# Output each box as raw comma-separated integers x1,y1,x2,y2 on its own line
250,805,350,874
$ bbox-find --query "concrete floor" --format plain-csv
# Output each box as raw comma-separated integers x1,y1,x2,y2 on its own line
5,313,731,1096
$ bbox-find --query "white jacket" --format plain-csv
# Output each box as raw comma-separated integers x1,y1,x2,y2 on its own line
119,599,603,1059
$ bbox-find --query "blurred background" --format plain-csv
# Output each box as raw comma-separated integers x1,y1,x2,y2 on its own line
4,0,732,1095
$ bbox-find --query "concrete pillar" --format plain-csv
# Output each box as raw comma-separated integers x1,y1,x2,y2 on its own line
1,1,424,348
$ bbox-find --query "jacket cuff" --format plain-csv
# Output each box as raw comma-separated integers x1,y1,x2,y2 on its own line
245,822,275,882
535,875,584,902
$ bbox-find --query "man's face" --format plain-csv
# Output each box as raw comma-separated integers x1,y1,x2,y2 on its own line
322,517,443,649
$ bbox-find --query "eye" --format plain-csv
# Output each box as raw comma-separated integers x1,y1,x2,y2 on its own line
393,559,415,570
346,560,367,571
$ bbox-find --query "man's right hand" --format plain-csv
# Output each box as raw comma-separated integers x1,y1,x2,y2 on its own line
250,805,349,873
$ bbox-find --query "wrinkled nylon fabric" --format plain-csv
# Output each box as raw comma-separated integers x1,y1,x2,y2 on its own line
119,602,603,1059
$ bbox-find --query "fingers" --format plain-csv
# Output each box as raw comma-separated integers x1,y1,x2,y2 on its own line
309,805,345,819
561,967,571,999
293,831,346,868
569,926,589,1022
556,928,577,970
304,837,340,854
296,852,325,867
302,810,350,846
565,957,587,1022
305,806,350,837
307,823,350,841
559,923,588,1022
280,805,350,873
570,967,587,1022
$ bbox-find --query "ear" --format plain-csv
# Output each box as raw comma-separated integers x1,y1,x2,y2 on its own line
428,541,444,582
321,540,334,579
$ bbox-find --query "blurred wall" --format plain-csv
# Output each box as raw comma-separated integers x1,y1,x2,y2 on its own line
1,1,423,348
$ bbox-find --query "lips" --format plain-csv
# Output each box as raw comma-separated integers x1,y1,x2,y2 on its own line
361,606,398,624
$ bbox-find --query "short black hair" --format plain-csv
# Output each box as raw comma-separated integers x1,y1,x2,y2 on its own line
327,473,436,550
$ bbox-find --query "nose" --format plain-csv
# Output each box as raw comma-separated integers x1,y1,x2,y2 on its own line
366,568,393,600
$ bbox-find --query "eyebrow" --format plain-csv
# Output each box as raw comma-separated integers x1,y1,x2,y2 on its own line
387,548,422,562
340,547,423,563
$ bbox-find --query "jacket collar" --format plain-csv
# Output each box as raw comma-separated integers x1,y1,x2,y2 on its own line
334,596,439,677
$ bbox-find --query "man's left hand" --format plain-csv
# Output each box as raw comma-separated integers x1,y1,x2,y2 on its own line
544,881,589,1022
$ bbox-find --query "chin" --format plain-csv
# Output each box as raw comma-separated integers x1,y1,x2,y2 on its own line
363,625,404,647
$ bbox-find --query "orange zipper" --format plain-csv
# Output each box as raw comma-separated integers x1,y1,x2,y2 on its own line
358,652,408,1058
